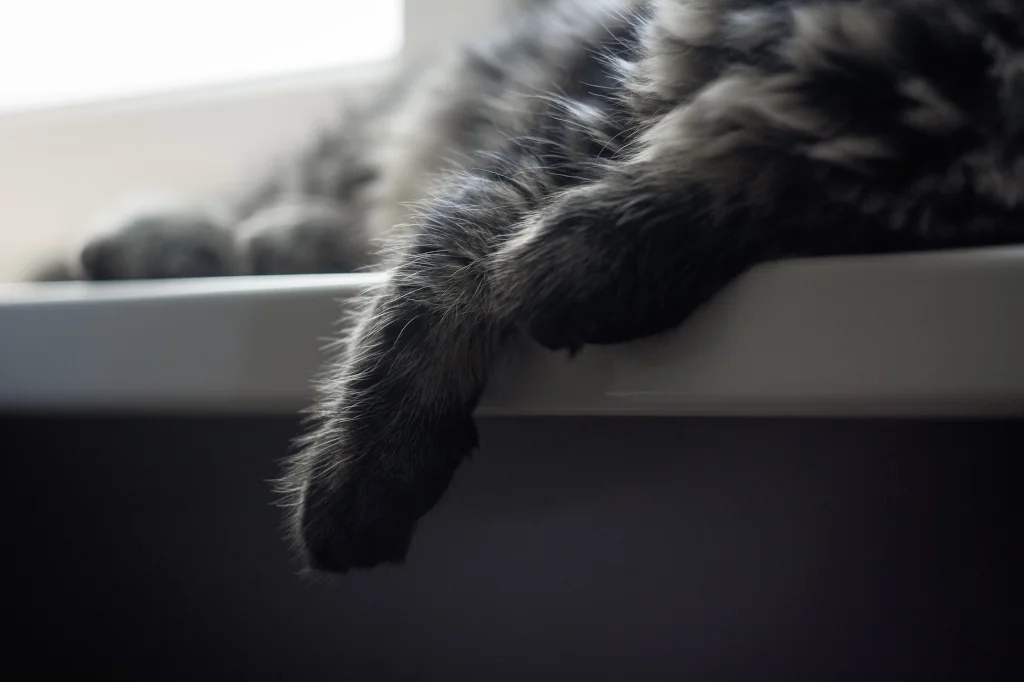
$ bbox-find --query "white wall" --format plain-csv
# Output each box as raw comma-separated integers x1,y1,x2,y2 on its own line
0,0,507,280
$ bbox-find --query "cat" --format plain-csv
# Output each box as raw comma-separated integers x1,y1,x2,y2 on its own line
280,0,1024,573
51,0,1024,573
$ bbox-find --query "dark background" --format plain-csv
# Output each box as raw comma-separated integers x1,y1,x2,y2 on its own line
1,416,1019,680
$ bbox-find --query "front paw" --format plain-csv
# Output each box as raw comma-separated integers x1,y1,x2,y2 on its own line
296,463,421,572
285,410,478,574
507,181,741,353
78,203,242,280
507,190,663,353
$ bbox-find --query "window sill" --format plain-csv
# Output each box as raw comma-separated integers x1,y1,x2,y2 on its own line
2,247,1023,416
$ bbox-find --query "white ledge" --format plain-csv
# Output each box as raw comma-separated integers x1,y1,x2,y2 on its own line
2,247,1024,417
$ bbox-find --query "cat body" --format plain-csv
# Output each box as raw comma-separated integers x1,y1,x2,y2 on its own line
55,0,1024,572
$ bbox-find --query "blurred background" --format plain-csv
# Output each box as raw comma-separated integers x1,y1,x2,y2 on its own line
0,0,523,280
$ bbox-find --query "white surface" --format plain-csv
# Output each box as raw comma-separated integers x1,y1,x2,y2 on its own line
0,1,403,112
2,247,1024,416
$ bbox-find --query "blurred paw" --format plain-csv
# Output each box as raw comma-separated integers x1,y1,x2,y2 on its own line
236,199,374,275
78,202,242,280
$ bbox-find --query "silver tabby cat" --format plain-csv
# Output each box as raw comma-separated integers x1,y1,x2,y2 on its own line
51,0,1024,572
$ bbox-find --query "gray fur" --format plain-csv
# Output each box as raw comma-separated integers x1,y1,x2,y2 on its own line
46,0,1024,572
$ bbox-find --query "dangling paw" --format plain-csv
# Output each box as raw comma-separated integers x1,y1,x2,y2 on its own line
283,404,478,574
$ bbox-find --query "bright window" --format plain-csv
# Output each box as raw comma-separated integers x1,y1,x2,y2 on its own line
0,0,404,112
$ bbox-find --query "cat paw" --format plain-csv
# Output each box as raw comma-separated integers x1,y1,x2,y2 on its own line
285,410,478,574
78,203,243,280
508,189,662,352
295,464,421,572
236,199,374,275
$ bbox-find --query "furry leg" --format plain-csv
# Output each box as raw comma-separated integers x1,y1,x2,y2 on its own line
283,172,549,572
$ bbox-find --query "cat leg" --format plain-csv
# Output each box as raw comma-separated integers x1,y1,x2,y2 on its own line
282,157,767,573
281,173,543,573
504,135,1024,356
